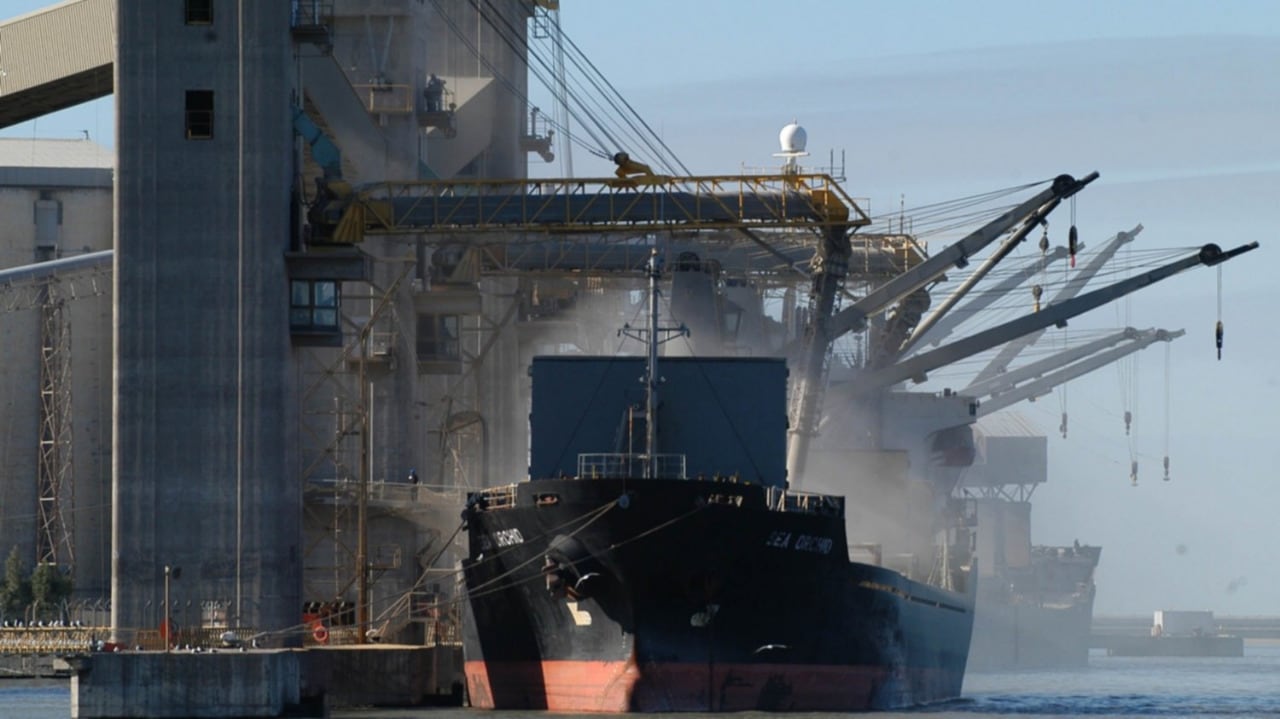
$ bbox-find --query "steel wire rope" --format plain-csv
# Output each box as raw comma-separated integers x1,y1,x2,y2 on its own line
260,498,618,643
477,0,687,176
548,14,692,176
480,0,680,174
426,0,614,160
464,0,630,159
440,501,708,614
667,301,769,482
506,0,691,176
865,179,1043,228
455,498,621,600
542,288,649,474
368,520,467,628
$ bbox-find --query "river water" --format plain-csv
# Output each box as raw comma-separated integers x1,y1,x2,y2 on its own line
3,646,1278,718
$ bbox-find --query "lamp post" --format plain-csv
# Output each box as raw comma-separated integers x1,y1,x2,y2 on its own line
163,565,181,652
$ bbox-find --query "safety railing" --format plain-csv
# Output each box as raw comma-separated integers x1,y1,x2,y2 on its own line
319,173,872,243
304,477,466,506
577,453,687,480
765,486,845,517
0,626,110,655
353,83,415,115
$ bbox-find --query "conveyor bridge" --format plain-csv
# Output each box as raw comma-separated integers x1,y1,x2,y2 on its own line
314,173,873,244
0,0,114,129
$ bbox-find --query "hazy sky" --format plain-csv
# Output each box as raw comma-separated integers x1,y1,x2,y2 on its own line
3,1,1278,616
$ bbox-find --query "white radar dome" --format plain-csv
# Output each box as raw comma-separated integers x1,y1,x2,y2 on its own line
779,122,807,154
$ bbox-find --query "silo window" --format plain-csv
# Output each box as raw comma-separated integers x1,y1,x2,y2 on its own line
416,314,460,361
185,90,215,140
185,0,213,25
291,280,340,332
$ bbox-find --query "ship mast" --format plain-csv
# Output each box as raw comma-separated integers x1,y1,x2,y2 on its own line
621,248,688,478
644,250,661,475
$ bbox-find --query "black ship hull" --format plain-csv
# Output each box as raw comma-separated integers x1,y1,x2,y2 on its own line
461,477,974,712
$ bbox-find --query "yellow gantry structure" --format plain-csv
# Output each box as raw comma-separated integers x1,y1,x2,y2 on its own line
315,173,874,244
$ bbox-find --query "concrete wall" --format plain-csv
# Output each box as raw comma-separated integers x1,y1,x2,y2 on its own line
113,3,299,637
72,651,304,719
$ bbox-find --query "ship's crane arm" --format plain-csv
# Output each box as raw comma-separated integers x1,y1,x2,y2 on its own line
891,198,1065,361
962,326,1148,398
908,245,1072,352
969,224,1142,385
786,172,1096,485
974,328,1183,417
855,241,1257,391
823,172,1099,342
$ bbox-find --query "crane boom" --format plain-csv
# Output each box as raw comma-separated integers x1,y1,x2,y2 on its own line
969,224,1142,385
911,245,1071,351
975,329,1184,417
823,172,1099,342
785,172,1098,485
855,241,1257,391
962,326,1146,398
898,198,1062,357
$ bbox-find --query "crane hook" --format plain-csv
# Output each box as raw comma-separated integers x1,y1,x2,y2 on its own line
1130,460,1139,487
1032,284,1043,313
1215,320,1224,360
1123,410,1132,436
1068,225,1079,268
1163,455,1170,482
1059,411,1068,439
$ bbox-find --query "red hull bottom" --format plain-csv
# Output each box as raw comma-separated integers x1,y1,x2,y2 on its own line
464,659,957,712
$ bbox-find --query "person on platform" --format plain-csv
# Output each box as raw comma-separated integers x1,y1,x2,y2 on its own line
424,74,446,112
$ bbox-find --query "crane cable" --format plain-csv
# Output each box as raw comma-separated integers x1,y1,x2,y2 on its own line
426,0,614,160
526,2,692,176
1163,341,1172,481
474,0,631,160
1216,266,1224,360
1115,236,1139,485
475,0,690,175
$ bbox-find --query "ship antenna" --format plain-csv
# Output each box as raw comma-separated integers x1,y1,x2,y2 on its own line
620,249,688,478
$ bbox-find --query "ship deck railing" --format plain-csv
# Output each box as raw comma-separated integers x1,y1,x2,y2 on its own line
765,486,845,517
577,453,687,480
304,477,466,507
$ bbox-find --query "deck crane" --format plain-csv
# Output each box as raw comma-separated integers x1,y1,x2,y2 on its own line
894,201,1074,361
970,328,1184,417
969,224,1142,385
962,327,1165,398
786,172,1099,485
853,241,1257,392
909,244,1073,351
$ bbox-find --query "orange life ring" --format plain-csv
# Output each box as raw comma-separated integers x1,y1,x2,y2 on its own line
312,624,329,644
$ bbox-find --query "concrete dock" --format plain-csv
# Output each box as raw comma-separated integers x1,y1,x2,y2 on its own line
70,645,463,718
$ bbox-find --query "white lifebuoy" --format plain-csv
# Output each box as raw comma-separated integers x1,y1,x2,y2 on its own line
312,624,329,644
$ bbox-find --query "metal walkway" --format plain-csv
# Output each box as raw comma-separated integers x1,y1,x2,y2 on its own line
0,0,114,129
315,173,872,242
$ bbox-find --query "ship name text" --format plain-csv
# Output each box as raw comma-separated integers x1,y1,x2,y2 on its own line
479,527,525,551
764,530,833,555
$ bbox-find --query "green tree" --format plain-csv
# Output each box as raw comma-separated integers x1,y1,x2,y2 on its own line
30,562,73,620
2,546,32,618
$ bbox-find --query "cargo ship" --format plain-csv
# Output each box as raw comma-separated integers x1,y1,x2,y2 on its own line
459,251,977,712
961,415,1103,670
